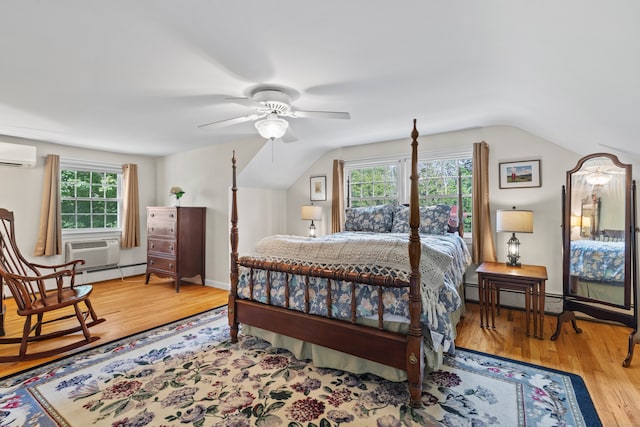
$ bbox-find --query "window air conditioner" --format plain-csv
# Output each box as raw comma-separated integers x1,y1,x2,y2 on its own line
65,239,121,271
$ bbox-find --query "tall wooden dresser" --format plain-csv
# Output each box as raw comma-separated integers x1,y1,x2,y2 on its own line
145,206,206,292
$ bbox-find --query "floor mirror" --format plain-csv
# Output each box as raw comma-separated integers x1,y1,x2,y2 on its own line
551,153,639,367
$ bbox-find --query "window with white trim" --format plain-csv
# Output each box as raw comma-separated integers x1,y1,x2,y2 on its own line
345,159,401,207
60,160,122,232
345,150,473,234
417,156,473,234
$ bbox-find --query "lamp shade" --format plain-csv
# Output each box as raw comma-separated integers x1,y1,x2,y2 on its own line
301,205,323,221
255,113,289,140
496,208,533,233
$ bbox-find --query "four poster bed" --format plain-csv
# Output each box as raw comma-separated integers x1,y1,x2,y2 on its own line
228,120,471,407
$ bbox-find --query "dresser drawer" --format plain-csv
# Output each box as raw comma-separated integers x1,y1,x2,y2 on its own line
148,222,176,238
148,238,176,256
147,255,176,273
147,208,177,222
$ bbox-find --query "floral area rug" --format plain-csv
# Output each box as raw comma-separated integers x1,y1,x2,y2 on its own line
0,307,600,426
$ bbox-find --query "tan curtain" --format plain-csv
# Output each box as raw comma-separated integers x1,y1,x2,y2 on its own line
472,142,497,263
331,159,345,233
34,154,62,256
121,164,140,248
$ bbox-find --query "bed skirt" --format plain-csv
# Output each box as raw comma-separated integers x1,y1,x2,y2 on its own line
241,300,465,382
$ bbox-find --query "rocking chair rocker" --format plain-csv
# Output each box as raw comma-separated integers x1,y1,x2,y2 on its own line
0,208,105,362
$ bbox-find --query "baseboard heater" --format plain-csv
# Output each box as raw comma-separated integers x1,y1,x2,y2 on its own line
65,239,120,272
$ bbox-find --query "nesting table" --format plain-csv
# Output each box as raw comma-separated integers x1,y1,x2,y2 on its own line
476,262,548,339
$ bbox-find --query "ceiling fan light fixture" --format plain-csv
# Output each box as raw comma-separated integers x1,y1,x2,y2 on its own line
586,169,612,186
254,113,288,140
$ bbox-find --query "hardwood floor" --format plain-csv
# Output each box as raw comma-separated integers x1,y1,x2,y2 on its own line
0,275,227,376
1,276,638,426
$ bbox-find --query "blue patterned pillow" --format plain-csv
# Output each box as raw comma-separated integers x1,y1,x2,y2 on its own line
344,204,394,232
391,205,410,233
391,204,452,234
420,204,452,234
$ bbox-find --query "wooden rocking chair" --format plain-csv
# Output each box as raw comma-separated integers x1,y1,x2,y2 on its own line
0,208,105,362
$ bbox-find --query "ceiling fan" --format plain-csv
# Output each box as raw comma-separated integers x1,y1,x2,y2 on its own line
197,88,350,142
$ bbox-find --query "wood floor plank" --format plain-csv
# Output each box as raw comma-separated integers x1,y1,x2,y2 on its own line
1,277,638,425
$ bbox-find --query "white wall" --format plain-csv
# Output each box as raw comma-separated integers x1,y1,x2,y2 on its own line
284,125,585,304
235,188,288,257
157,137,288,288
0,135,156,284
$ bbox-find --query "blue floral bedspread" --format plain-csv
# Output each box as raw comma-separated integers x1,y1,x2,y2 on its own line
237,232,471,353
570,239,625,283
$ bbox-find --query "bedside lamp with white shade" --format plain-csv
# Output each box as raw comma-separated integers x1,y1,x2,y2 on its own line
301,205,323,238
496,207,534,267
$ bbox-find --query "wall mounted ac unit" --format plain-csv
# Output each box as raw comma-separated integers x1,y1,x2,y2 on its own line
0,141,37,168
65,239,120,272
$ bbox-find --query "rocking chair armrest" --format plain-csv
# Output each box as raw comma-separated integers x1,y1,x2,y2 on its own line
30,259,85,272
3,269,76,304
3,268,74,283
30,259,84,287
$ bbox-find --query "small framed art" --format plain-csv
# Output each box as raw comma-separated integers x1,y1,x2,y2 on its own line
310,175,327,201
499,159,541,189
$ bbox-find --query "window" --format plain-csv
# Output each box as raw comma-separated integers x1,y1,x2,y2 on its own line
345,159,401,207
417,157,473,234
345,151,473,234
60,160,122,232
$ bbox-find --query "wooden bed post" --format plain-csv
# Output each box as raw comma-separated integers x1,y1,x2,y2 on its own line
407,119,424,408
229,151,239,343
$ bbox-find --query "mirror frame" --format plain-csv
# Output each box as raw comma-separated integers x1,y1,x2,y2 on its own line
553,152,639,366
563,153,632,311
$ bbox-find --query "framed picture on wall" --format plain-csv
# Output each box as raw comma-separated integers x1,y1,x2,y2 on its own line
310,175,327,201
499,159,541,189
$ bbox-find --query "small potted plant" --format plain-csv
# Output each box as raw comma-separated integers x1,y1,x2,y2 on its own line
170,186,185,206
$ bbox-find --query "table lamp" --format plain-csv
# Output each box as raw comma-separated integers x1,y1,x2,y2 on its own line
496,207,534,267
301,205,323,237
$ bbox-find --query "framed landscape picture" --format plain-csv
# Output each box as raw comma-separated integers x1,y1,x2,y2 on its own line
499,159,541,189
310,175,327,201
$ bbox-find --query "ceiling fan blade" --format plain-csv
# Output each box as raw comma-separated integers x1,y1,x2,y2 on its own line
290,110,351,120
225,97,263,109
197,113,263,129
282,125,298,143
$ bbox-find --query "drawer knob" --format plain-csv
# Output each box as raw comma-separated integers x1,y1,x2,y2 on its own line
149,260,154,265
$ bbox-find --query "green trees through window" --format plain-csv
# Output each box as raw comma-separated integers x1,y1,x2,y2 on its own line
348,164,399,207
418,158,473,234
346,155,473,234
61,169,120,230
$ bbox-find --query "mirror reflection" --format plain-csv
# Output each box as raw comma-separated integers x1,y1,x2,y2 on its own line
568,155,627,306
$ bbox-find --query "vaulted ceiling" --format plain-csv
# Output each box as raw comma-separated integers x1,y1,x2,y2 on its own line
1,1,639,187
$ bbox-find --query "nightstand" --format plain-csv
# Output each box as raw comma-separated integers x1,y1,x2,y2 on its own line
476,261,548,339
